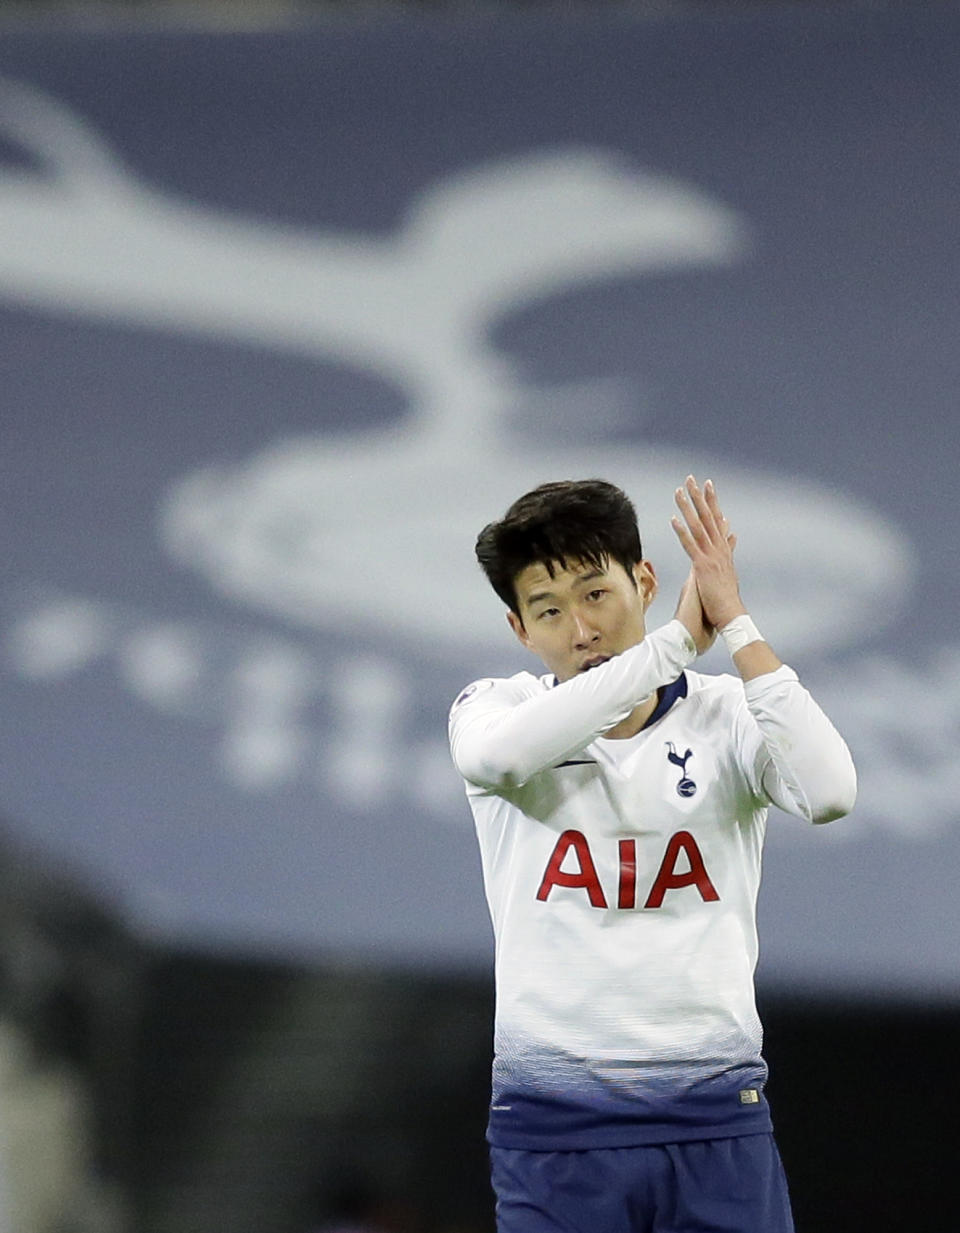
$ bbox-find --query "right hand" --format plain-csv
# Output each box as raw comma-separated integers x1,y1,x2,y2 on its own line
674,566,716,655
671,476,746,631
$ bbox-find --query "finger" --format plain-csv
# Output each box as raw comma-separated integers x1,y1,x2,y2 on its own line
671,513,701,563
674,487,699,538
675,481,710,550
685,475,722,541
703,478,731,538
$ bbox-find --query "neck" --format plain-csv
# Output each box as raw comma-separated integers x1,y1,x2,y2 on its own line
601,691,659,740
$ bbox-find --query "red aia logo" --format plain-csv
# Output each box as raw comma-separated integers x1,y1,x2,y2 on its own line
536,829,719,910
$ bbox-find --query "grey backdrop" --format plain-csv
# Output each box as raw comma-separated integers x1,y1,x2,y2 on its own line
0,5,957,997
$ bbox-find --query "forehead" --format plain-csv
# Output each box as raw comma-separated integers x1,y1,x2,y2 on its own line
513,557,612,605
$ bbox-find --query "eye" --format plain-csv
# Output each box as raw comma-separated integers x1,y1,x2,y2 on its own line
587,589,607,601
537,607,561,620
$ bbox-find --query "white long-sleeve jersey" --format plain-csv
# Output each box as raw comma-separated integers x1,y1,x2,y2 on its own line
449,620,856,1150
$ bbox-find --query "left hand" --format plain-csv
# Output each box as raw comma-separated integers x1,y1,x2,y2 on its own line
671,475,746,631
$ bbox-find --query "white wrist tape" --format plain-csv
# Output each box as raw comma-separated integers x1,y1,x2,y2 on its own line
720,614,763,656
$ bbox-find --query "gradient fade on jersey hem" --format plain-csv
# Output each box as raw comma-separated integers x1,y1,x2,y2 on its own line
486,1069,773,1150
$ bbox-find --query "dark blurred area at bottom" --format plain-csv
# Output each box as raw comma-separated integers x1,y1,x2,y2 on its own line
2,842,955,1233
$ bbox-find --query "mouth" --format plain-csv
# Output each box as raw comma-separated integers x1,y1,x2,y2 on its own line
579,655,610,673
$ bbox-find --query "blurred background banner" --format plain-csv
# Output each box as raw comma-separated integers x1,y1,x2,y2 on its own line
0,4,957,997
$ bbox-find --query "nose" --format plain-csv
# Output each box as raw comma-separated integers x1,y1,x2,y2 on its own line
571,610,600,649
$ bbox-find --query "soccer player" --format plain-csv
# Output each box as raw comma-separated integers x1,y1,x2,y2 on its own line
448,476,856,1233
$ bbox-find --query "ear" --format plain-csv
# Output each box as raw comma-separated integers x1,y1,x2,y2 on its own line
633,560,658,609
507,609,533,650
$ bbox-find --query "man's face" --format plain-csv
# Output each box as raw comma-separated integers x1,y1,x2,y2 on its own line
507,556,657,683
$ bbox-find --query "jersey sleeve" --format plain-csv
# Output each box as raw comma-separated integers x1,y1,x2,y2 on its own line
448,619,697,790
737,665,857,824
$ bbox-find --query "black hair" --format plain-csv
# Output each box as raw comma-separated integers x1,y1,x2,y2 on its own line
475,479,643,616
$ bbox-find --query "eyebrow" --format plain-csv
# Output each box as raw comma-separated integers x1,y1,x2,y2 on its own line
524,569,606,608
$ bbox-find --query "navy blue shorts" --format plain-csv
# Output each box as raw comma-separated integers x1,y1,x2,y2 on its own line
490,1133,794,1233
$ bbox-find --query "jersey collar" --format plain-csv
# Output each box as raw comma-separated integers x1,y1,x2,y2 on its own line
642,672,689,730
